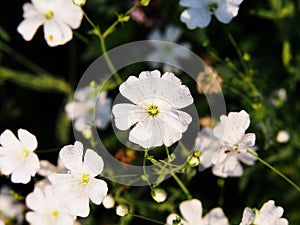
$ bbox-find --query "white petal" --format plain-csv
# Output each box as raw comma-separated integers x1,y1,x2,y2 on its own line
17,17,44,41
215,3,240,23
112,103,145,130
119,76,144,104
180,0,204,8
238,148,257,166
59,141,83,170
0,129,21,149
129,118,152,142
254,200,286,224
238,133,256,153
84,149,104,177
165,26,182,42
38,160,58,176
203,207,228,225
26,211,45,225
162,109,192,133
65,102,89,120
179,199,202,223
43,20,72,47
22,3,40,18
212,163,229,178
25,186,45,211
240,207,255,225
88,179,108,205
56,1,83,29
0,153,20,175
180,8,212,29
18,129,38,151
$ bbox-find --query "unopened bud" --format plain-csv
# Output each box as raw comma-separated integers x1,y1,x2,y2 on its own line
73,0,86,7
276,130,290,143
116,204,129,217
187,154,200,167
151,188,167,203
102,194,115,209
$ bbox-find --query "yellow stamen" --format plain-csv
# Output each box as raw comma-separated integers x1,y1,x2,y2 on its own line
146,104,160,117
52,210,59,218
48,35,53,42
81,174,90,184
44,11,54,20
22,148,30,158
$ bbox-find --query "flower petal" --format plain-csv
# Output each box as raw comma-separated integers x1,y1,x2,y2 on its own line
59,141,83,170
238,133,256,153
240,207,255,225
254,200,285,224
215,3,240,24
25,186,45,211
56,0,83,29
22,3,40,18
203,207,228,225
17,17,44,41
88,179,108,205
84,149,104,177
180,8,212,29
18,129,38,151
43,20,72,47
0,130,21,149
179,199,202,223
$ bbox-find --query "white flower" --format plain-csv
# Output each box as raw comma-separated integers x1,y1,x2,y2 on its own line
211,110,257,177
0,187,23,222
0,129,40,184
116,205,129,217
73,0,86,7
0,220,4,225
102,194,115,209
25,185,76,225
65,86,112,132
147,26,191,71
49,141,108,217
180,0,243,29
166,199,228,225
151,188,167,203
112,70,193,148
17,0,83,47
276,130,290,143
240,200,288,225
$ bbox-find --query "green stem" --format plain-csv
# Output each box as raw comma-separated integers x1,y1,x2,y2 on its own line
0,40,48,74
165,145,171,161
172,173,192,199
130,214,165,225
143,149,152,187
247,150,300,192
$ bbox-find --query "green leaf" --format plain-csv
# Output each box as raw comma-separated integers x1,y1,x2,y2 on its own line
0,26,10,42
140,0,150,6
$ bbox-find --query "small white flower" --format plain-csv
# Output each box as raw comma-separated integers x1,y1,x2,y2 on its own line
276,130,290,143
147,25,191,71
211,110,257,177
49,141,108,217
0,129,40,184
65,86,112,132
102,194,115,209
116,205,129,217
25,185,76,225
166,198,228,225
0,187,23,222
17,0,83,47
151,188,167,203
112,70,193,148
180,0,243,29
240,200,288,225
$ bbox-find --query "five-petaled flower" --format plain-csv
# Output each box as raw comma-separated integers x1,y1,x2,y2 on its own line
49,141,108,217
112,70,194,148
26,185,76,225
240,200,288,225
17,0,83,47
0,129,40,184
180,0,243,29
166,198,228,225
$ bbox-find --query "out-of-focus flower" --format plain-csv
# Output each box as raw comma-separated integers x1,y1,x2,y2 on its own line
147,26,191,72
212,110,257,177
151,188,167,203
276,130,290,143
130,0,153,26
116,205,129,217
0,220,4,225
0,187,23,223
196,67,222,94
112,70,193,148
240,200,288,225
17,0,83,47
65,86,112,132
180,0,243,29
25,185,76,225
0,129,40,184
102,194,115,209
49,141,108,217
271,88,287,107
166,198,228,225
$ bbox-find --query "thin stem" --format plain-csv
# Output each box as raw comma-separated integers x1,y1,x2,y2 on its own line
247,150,300,192
172,173,192,199
165,145,171,161
0,40,48,74
143,149,152,187
131,214,165,225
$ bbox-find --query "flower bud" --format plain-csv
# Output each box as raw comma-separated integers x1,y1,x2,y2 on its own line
116,205,129,217
151,188,167,203
73,0,86,7
276,130,290,143
102,194,115,209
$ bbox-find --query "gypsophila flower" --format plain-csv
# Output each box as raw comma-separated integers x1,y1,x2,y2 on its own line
276,130,290,143
180,0,243,29
112,70,193,148
240,200,288,225
25,185,76,225
166,199,228,225
211,110,257,177
17,0,83,47
116,205,129,217
151,188,167,203
102,194,115,209
0,129,40,184
147,26,191,72
65,86,112,132
49,141,108,217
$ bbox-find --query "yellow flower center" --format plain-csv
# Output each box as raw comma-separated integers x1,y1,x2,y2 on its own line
81,174,90,184
52,210,59,219
146,104,160,117
44,11,54,20
48,35,54,42
21,148,30,158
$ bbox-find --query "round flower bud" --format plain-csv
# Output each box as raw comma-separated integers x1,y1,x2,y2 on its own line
187,153,200,167
73,0,86,7
102,194,115,209
151,188,167,203
116,205,129,217
276,130,290,143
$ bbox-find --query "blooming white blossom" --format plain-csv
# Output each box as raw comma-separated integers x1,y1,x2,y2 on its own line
116,205,129,217
17,0,83,47
180,0,243,29
166,199,228,225
276,130,290,143
49,141,108,217
25,185,76,225
0,129,40,184
240,200,288,225
147,25,190,71
211,110,257,177
0,187,23,223
65,86,112,132
112,70,193,148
